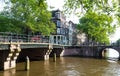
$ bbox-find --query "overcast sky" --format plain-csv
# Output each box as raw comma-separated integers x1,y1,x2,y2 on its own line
47,0,79,23
0,1,5,11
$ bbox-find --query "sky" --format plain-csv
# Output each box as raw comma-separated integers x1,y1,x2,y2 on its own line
46,0,79,23
0,1,5,11
110,27,120,42
0,0,120,42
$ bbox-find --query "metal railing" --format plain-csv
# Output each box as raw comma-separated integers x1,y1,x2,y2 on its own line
0,32,49,43
0,32,116,47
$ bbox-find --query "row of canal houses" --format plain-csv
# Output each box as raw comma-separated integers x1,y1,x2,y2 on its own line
49,9,78,45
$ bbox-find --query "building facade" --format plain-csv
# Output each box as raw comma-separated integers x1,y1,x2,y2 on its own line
49,9,77,45
68,21,77,45
50,9,68,45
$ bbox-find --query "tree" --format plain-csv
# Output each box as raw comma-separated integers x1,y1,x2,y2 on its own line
64,0,119,44
0,15,25,33
64,0,119,16
77,11,115,44
2,0,55,35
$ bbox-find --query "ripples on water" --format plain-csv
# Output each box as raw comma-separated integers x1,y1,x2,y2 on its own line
1,57,120,76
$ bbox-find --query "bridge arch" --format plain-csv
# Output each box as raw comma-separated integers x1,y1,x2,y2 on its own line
100,48,119,59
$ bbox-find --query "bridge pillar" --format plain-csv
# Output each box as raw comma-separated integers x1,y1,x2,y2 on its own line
44,44,53,60
0,44,21,70
60,47,65,56
49,47,64,57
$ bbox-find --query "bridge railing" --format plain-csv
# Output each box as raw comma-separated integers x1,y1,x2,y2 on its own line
0,32,116,46
0,32,49,43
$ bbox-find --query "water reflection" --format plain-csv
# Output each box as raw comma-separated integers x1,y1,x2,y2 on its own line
4,69,16,76
26,71,29,76
59,57,81,76
1,57,120,76
103,60,120,76
64,70,80,76
43,60,51,76
107,60,118,63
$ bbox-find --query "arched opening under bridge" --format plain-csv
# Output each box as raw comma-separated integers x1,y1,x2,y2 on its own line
102,48,119,60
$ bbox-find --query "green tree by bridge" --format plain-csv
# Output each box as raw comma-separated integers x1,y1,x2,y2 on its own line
0,0,55,35
64,0,120,44
77,11,114,44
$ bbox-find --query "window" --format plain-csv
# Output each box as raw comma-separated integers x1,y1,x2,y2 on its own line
61,28,66,35
55,12,60,19
57,21,61,27
57,28,61,34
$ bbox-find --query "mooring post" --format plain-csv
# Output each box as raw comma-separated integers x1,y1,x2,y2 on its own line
53,53,56,62
25,56,30,71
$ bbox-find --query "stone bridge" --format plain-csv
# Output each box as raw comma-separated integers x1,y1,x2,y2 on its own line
0,42,119,71
1,32,119,71
0,42,64,70
63,45,120,59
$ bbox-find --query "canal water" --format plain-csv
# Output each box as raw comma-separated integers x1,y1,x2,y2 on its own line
1,57,120,76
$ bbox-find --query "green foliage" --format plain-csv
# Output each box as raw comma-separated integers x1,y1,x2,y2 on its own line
0,15,25,33
64,0,119,16
77,11,115,44
2,0,55,35
64,0,119,44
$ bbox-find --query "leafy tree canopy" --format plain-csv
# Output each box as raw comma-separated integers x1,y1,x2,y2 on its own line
64,0,119,16
0,15,25,33
64,0,120,44
77,11,115,44
1,0,55,35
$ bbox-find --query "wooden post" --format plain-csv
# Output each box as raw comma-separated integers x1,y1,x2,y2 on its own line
53,53,56,62
25,56,30,71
